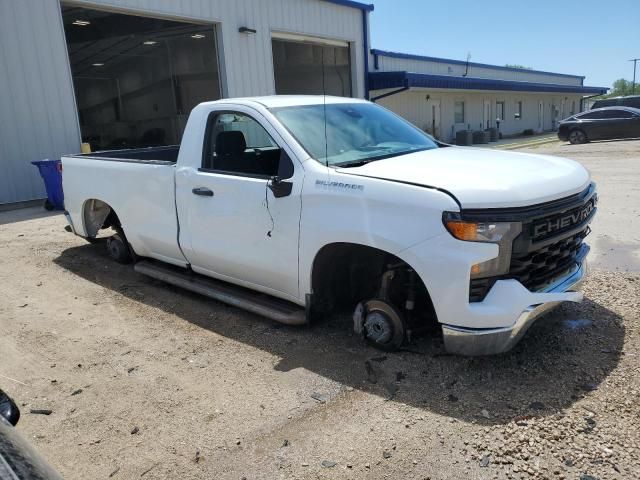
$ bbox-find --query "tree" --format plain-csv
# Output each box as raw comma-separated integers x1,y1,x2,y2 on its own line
598,79,634,98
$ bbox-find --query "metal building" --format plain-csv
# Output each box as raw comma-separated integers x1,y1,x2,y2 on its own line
368,50,607,141
0,0,372,205
0,0,606,206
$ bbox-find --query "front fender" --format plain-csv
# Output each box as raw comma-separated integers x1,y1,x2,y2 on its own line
299,171,459,297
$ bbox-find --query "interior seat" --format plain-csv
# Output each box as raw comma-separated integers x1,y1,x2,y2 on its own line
212,130,282,176
214,130,247,172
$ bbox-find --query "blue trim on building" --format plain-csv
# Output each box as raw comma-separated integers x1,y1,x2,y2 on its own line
368,71,608,95
322,0,374,11
371,49,585,80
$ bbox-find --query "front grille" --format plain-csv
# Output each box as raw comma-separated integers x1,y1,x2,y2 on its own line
469,277,495,303
509,229,588,291
530,200,596,242
466,186,596,302
469,229,589,302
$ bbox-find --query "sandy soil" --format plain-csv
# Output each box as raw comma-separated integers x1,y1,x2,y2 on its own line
0,139,639,480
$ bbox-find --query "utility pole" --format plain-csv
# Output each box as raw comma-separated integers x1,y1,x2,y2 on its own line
631,58,640,95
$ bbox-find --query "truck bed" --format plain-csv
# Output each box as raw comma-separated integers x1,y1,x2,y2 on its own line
62,146,186,267
70,145,180,165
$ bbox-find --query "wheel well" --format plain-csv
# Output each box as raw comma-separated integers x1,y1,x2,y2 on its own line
310,243,437,328
82,199,121,238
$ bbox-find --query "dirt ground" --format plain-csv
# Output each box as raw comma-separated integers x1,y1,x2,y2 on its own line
1,139,639,480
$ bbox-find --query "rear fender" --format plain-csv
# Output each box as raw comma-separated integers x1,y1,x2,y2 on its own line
82,199,112,238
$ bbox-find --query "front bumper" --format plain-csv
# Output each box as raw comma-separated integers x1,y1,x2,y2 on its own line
442,254,587,356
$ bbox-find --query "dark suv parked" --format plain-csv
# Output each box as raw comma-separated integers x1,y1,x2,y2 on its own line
591,95,640,110
558,107,640,144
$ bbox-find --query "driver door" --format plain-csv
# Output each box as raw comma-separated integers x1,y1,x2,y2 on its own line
175,107,303,302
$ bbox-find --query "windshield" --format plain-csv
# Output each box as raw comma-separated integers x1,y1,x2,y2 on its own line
272,103,438,167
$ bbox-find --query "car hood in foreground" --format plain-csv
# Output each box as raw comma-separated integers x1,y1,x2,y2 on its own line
336,147,591,209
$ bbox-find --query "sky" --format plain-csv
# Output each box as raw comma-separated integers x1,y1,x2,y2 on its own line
369,0,640,89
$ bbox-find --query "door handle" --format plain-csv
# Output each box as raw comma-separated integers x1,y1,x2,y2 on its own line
192,187,214,197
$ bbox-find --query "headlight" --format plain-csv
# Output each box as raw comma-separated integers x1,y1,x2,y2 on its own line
443,212,522,278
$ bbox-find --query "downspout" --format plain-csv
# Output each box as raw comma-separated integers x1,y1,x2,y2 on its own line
362,9,370,100
580,93,602,112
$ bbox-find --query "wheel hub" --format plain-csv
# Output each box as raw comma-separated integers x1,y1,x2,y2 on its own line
363,311,393,344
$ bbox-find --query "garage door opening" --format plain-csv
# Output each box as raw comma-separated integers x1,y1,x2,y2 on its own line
272,37,352,97
61,5,221,150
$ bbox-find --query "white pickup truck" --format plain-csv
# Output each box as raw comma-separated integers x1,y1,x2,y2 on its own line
62,96,597,355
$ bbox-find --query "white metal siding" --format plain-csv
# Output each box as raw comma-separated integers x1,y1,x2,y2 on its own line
0,0,82,204
67,0,365,98
0,0,365,204
375,55,583,87
377,89,584,142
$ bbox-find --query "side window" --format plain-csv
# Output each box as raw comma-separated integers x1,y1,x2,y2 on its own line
610,110,635,118
578,111,603,120
202,112,292,178
589,110,634,119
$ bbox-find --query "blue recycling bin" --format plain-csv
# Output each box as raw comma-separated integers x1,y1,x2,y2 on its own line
31,159,64,211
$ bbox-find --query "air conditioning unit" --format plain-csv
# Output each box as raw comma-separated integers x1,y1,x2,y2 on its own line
455,130,473,146
472,130,490,144
485,127,498,142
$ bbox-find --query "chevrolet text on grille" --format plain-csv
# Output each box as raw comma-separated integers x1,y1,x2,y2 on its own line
533,202,595,238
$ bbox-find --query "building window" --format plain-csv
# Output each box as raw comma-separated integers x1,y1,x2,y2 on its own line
496,101,505,122
454,101,465,124
272,38,352,97
570,101,576,115
516,101,523,119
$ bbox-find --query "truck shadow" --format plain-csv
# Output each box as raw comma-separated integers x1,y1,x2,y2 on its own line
54,244,625,426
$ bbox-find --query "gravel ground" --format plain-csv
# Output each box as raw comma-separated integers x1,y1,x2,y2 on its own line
1,139,639,480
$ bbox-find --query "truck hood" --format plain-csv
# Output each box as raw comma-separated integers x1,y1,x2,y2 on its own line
336,147,591,209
